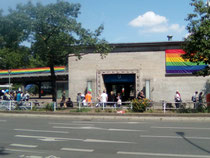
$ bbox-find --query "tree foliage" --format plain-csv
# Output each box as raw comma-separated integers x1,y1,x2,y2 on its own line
0,8,31,69
0,47,30,69
10,1,111,66
0,0,111,101
182,0,210,76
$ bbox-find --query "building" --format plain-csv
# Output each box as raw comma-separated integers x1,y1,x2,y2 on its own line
0,66,68,99
68,41,210,103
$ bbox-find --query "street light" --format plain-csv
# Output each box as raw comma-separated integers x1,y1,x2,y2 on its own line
8,70,11,95
8,69,12,110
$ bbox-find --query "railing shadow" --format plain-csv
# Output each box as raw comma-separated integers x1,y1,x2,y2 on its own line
0,147,10,156
176,132,210,154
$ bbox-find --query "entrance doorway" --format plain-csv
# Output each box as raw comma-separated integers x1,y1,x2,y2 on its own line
103,74,135,101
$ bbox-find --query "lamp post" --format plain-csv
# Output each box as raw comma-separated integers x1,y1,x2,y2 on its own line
8,70,11,95
8,70,11,110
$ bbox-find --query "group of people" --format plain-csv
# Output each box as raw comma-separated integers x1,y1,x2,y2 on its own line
0,89,30,102
76,90,93,107
60,91,73,108
192,91,203,109
76,89,122,107
75,89,147,108
174,90,204,109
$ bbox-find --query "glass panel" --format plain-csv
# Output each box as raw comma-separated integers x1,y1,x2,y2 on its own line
56,82,68,99
87,81,92,92
146,80,150,99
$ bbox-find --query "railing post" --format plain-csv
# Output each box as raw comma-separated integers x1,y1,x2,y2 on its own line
79,101,81,111
30,101,33,110
130,102,133,110
9,100,11,111
163,101,166,114
53,102,56,112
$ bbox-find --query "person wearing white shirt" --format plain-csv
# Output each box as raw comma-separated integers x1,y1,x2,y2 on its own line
100,90,108,107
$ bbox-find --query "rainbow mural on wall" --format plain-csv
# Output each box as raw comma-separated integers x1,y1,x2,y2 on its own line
0,66,65,75
165,49,207,74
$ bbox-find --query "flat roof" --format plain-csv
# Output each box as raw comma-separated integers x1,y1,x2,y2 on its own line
84,41,184,53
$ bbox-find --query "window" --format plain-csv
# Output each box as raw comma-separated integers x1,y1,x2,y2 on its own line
145,80,150,99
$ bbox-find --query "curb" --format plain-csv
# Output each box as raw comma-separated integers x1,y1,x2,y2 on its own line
1,111,210,121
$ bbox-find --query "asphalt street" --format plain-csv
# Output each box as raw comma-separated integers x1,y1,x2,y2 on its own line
0,114,210,158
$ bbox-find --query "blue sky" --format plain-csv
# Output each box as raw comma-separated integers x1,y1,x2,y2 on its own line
1,0,195,43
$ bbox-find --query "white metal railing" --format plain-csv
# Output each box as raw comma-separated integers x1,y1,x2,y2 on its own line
161,101,209,113
0,100,51,111
0,100,209,113
77,101,132,111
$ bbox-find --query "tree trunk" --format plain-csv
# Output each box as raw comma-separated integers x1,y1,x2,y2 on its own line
50,65,57,102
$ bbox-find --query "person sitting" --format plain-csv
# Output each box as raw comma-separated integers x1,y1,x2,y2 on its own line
66,97,73,108
138,90,145,100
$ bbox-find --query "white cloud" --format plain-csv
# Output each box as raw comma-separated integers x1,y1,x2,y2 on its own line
129,11,185,34
143,25,168,33
169,24,185,33
129,11,167,27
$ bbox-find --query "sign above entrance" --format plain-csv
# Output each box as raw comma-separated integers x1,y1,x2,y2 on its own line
103,74,135,83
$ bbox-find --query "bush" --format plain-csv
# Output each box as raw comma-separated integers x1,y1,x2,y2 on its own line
76,108,92,112
95,108,102,113
45,103,54,111
104,108,117,113
132,98,150,112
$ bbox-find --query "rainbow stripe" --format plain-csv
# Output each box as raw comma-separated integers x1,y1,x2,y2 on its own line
0,66,65,75
166,49,207,74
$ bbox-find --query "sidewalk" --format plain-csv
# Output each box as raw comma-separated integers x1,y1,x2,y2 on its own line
1,111,210,121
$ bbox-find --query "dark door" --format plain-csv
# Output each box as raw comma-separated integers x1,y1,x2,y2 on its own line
103,74,135,101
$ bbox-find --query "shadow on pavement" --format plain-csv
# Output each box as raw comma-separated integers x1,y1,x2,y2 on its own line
176,132,210,154
0,147,10,156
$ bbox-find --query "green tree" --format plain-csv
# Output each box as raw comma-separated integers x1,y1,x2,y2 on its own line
9,0,111,102
182,0,210,76
0,47,30,69
0,7,31,69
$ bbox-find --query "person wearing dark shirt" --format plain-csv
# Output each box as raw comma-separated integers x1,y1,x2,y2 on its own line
137,90,145,100
109,91,116,107
66,97,73,108
198,92,203,103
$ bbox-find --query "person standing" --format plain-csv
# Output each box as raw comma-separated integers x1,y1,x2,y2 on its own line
109,91,116,107
198,92,203,103
24,91,30,101
116,93,122,107
16,91,22,102
16,91,22,107
100,90,108,107
85,91,92,106
174,90,181,108
77,93,81,106
192,91,198,109
61,91,66,108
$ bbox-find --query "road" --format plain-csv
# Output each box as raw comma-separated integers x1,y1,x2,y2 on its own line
0,114,210,158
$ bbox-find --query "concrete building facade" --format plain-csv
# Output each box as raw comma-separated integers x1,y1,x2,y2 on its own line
68,41,210,103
